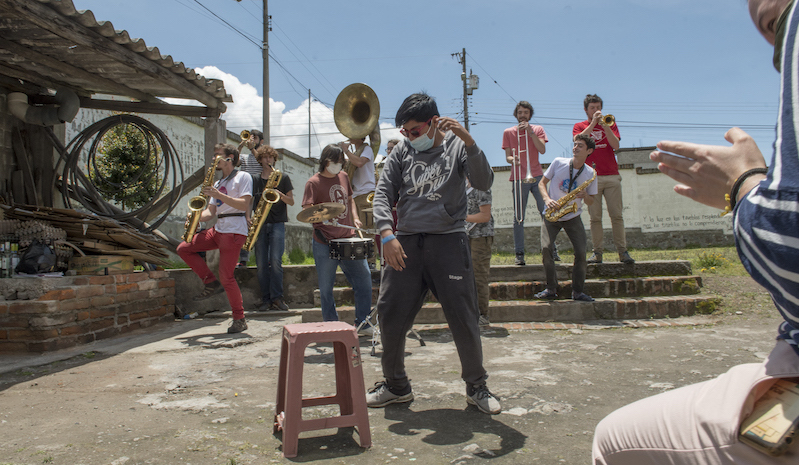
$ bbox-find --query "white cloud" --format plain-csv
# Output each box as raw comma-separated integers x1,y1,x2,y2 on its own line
187,66,401,159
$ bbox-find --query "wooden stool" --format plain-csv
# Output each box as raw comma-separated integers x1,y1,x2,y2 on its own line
273,321,371,458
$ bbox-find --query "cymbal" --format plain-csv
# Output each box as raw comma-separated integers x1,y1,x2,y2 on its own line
296,202,346,223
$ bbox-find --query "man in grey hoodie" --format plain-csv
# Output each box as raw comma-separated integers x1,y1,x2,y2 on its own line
366,92,502,415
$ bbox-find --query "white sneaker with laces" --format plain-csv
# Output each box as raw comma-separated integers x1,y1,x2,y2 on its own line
467,384,501,414
366,381,413,408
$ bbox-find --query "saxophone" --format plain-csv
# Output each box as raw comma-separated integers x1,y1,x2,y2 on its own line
243,166,281,251
544,168,597,223
182,156,221,243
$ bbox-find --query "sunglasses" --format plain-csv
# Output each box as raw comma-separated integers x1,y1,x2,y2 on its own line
400,118,433,138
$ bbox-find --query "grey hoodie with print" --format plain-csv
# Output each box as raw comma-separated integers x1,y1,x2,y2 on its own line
373,131,494,235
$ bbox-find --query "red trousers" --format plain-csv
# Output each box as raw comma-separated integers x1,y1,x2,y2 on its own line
177,228,246,319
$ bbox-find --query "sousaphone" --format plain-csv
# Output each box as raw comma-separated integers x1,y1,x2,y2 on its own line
334,83,381,160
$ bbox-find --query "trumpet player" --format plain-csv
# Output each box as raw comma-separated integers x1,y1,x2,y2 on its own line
573,94,634,265
535,134,597,302
176,144,253,334
502,101,552,266
252,145,294,312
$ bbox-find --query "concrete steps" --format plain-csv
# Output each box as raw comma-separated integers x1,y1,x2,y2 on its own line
295,259,719,324
298,294,719,324
313,275,703,307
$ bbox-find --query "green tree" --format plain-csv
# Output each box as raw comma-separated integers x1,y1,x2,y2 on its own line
90,122,162,210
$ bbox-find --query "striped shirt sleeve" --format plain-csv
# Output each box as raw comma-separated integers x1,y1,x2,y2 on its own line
735,1,799,356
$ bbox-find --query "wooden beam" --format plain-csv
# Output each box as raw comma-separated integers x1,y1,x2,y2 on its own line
1,0,225,109
0,36,159,103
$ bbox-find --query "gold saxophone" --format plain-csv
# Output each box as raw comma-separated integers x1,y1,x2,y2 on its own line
544,169,597,222
182,156,221,243
243,166,281,251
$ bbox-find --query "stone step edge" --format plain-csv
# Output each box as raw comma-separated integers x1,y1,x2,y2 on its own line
298,295,721,324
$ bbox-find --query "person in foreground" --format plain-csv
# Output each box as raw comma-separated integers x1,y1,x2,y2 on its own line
367,92,501,415
535,134,597,303
592,1,799,462
177,144,252,334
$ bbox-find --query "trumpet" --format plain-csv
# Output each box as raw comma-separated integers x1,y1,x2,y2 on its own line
240,129,251,140
600,114,615,126
512,124,535,224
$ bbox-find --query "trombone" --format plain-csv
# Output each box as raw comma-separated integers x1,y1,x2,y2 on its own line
512,125,536,224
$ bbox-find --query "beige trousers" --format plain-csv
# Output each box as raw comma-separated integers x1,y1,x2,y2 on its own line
588,174,627,255
469,236,493,317
593,340,799,464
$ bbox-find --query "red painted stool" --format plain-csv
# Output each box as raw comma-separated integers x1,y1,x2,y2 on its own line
273,321,371,458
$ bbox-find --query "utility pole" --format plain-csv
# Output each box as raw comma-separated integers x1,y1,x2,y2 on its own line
451,48,479,129
262,0,271,145
308,89,311,158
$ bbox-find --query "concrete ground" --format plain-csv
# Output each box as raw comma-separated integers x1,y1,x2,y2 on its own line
0,275,785,464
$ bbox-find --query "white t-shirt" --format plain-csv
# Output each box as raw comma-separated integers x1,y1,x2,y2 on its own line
213,170,253,235
542,157,598,222
352,145,376,196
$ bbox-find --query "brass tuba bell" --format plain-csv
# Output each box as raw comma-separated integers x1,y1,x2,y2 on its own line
334,83,381,158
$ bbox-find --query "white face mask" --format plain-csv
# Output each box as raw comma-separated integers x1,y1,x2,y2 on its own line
326,162,343,175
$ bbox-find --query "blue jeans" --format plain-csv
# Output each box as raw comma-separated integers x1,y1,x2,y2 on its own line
255,222,285,303
512,177,546,255
312,240,372,325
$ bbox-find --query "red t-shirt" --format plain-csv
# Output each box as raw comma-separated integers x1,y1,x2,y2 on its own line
572,120,621,176
302,172,355,243
502,124,547,181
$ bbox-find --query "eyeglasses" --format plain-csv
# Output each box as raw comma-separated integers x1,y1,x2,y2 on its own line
399,118,433,138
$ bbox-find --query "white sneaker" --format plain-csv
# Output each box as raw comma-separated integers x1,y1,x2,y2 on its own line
357,326,375,337
366,381,413,408
467,384,501,414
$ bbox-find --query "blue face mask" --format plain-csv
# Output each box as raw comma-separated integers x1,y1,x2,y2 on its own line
409,123,435,152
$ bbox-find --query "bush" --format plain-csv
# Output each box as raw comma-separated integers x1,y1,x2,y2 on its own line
288,247,306,264
697,251,728,269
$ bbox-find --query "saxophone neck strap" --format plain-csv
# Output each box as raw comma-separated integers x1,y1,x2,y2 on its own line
568,161,585,193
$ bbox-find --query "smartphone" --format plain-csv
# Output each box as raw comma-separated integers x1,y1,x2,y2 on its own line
739,378,799,456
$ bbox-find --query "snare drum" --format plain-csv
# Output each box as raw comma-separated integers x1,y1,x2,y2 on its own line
329,238,375,260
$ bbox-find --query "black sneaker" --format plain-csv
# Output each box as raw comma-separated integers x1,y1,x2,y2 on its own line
227,318,247,334
572,292,595,302
515,254,525,266
270,299,289,311
193,281,224,301
619,251,635,264
552,251,561,262
535,288,558,300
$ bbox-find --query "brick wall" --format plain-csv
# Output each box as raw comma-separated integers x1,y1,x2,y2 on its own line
0,271,175,353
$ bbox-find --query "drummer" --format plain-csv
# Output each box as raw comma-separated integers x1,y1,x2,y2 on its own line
301,144,374,336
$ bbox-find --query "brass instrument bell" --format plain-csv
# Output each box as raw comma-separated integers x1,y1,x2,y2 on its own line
240,129,251,141
334,83,381,157
600,114,615,126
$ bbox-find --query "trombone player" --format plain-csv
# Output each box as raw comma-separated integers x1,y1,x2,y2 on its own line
502,101,551,266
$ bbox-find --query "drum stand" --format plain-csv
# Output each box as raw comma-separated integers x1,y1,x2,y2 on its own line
356,305,425,357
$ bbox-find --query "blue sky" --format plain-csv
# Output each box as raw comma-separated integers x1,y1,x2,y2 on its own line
74,0,780,167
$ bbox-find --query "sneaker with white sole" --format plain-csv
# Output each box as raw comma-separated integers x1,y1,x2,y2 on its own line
366,381,413,408
357,326,375,337
467,384,502,414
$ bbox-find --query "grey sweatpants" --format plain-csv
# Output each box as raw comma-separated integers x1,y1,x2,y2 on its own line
377,232,488,393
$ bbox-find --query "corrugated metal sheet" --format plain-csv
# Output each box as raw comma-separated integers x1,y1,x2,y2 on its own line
0,0,230,109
